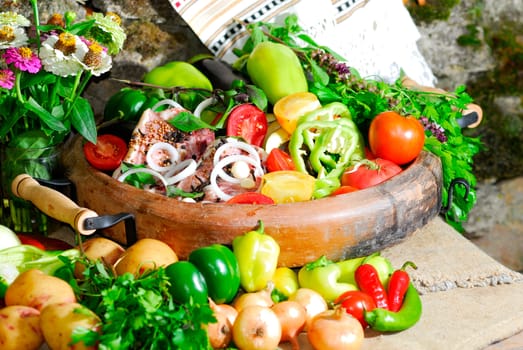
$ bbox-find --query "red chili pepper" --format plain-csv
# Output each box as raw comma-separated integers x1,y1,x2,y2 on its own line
17,234,46,250
387,261,418,312
355,263,389,310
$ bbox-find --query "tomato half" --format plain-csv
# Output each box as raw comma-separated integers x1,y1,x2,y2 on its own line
341,158,402,189
260,170,316,204
331,185,358,196
83,134,128,171
266,148,295,172
273,91,321,134
226,104,268,147
368,111,425,165
226,192,275,205
335,290,377,328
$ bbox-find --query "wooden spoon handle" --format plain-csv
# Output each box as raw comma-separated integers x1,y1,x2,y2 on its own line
11,174,98,235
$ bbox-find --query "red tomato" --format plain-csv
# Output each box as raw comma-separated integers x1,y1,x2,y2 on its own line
331,185,359,196
368,111,425,165
226,192,275,204
17,234,46,250
341,158,402,189
335,290,377,328
83,134,128,171
226,104,268,147
266,148,295,172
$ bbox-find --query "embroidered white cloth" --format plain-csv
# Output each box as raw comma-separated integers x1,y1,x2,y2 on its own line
170,0,437,86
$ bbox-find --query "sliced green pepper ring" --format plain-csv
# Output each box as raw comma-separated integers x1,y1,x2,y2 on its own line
289,102,365,198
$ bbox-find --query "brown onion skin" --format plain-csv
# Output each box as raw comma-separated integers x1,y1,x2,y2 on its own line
271,301,307,350
307,308,364,350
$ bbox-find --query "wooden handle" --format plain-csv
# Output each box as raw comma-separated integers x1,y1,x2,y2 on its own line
11,174,98,235
401,77,483,128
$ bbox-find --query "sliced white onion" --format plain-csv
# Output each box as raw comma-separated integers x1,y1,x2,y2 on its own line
151,99,184,111
117,168,168,189
214,154,264,184
210,154,265,202
193,97,216,118
165,159,198,185
213,139,261,166
146,142,180,173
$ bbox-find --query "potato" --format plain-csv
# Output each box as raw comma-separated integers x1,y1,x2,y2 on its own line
114,238,178,275
74,237,125,278
0,305,44,350
5,269,76,311
40,302,100,350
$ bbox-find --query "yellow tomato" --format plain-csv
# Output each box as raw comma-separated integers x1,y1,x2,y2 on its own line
273,92,321,134
260,170,316,204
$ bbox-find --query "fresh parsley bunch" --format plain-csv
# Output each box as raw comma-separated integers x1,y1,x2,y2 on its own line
69,259,215,350
236,14,482,232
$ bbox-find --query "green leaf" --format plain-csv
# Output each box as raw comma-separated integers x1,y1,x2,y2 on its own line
71,97,97,143
168,110,216,132
24,97,67,132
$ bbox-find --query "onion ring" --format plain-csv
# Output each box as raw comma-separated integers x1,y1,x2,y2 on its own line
193,97,216,118
165,159,198,185
146,142,180,173
213,139,261,166
117,168,168,189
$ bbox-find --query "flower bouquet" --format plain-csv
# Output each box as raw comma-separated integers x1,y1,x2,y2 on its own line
0,0,126,233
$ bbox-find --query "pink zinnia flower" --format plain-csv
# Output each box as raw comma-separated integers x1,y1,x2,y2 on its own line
3,46,41,73
0,68,14,89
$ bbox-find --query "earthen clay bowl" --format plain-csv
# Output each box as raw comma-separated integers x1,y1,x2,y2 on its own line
62,135,442,267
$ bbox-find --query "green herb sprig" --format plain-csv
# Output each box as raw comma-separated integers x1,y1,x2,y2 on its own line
69,259,215,350
234,14,483,232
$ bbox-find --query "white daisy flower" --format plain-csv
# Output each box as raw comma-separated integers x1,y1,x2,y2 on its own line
0,24,29,49
39,33,88,77
81,41,113,76
0,12,31,27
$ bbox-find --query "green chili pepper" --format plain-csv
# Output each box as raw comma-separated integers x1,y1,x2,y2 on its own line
165,261,209,305
103,87,163,122
364,283,422,332
246,41,308,105
289,102,365,198
143,61,213,91
188,244,241,304
298,255,358,303
232,220,280,293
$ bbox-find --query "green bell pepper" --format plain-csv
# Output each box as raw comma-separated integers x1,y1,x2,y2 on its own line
103,87,163,122
232,221,280,293
246,41,308,105
298,255,358,303
143,61,213,91
188,244,241,304
289,102,365,198
165,261,209,305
